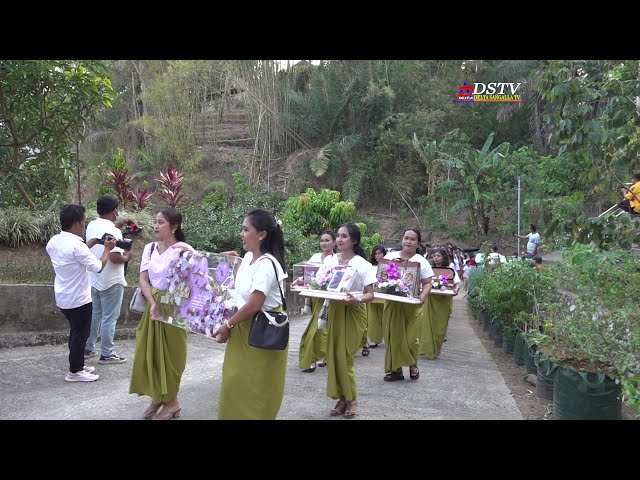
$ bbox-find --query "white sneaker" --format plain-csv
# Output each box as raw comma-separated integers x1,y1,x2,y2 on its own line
82,366,96,373
65,370,99,382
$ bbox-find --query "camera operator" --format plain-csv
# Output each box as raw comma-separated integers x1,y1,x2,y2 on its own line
46,204,116,382
83,195,133,365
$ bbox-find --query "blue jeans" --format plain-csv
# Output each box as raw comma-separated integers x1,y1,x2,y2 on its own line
85,284,124,357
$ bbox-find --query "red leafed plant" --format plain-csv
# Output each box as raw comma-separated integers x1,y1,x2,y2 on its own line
132,186,152,211
106,170,135,210
156,165,184,208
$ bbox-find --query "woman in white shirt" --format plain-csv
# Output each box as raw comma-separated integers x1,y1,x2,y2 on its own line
367,245,387,348
129,208,195,420
420,248,460,359
299,230,336,373
382,229,433,382
325,224,376,419
214,209,288,420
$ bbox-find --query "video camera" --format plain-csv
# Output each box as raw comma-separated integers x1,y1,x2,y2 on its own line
97,233,133,251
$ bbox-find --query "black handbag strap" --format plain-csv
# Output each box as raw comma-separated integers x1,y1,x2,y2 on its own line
261,256,287,311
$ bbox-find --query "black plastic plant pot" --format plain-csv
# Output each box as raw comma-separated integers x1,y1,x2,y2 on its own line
502,328,518,356
552,365,622,420
525,343,538,375
482,313,491,332
513,332,526,366
535,354,556,402
493,324,503,348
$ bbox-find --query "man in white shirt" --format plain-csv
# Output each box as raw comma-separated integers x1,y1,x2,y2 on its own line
515,224,541,259
84,196,133,365
46,204,115,382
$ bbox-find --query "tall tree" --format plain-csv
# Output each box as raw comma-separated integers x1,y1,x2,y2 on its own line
0,60,114,208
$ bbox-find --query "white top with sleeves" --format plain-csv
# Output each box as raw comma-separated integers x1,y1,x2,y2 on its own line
46,231,104,309
325,253,377,292
384,251,434,284
235,252,287,311
140,241,193,291
86,217,126,291
308,252,336,264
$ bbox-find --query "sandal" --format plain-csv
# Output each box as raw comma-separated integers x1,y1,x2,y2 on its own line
369,343,379,348
383,371,405,382
409,365,420,380
152,404,181,420
344,400,358,419
317,360,327,368
362,345,370,357
143,402,163,419
302,363,317,373
330,398,347,416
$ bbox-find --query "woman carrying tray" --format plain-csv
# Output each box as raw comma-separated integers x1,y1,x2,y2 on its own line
420,248,460,359
381,229,433,382
324,223,376,418
298,230,336,373
367,245,387,349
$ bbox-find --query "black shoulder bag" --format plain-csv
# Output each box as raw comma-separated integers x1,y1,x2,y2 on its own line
248,257,289,351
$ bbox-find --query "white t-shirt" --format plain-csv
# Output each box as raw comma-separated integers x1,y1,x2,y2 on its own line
235,252,287,311
325,254,377,292
308,252,336,264
86,218,126,291
383,251,434,284
526,232,541,254
46,231,103,309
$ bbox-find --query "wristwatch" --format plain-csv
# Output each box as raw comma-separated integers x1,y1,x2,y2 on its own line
224,320,234,329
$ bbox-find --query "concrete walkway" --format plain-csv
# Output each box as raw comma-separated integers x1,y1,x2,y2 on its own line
0,296,522,420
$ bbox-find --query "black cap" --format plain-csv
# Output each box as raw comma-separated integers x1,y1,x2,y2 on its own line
97,195,119,215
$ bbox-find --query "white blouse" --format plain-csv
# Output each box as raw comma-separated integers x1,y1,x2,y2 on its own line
308,252,336,264
235,252,287,311
140,241,193,291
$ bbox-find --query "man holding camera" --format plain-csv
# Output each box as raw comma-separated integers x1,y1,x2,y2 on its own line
46,205,116,382
84,196,133,365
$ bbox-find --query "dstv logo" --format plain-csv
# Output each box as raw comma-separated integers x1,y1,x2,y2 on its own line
456,82,522,103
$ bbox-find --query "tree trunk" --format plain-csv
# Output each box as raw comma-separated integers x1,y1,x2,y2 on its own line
533,101,546,154
14,180,37,210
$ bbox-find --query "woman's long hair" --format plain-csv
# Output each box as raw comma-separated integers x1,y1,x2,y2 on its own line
341,223,367,259
246,209,286,271
160,208,186,242
369,244,387,266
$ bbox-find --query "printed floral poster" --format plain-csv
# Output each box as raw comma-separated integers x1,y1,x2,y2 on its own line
374,259,422,303
158,250,241,338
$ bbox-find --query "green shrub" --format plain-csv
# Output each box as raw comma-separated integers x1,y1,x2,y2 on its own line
452,228,470,241
0,208,46,247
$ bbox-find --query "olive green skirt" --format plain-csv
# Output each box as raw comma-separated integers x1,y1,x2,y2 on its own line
382,301,422,373
129,288,188,404
218,310,288,420
326,301,367,401
420,294,452,358
298,298,327,369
